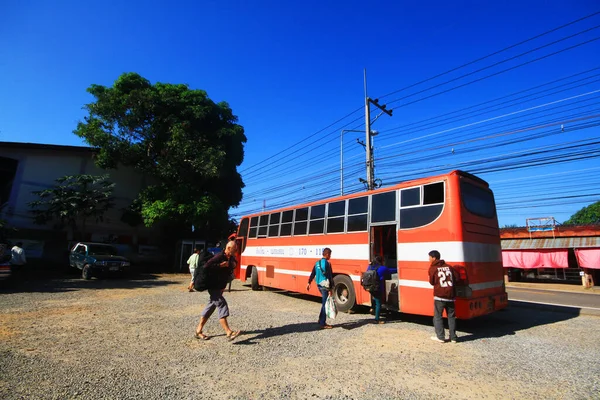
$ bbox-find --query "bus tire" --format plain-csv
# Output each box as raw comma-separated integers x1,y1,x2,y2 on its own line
250,266,260,291
333,274,355,313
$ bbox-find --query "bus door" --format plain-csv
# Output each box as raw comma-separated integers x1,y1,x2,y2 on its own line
370,224,399,311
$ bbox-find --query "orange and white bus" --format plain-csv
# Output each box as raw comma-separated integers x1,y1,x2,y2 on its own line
233,170,508,318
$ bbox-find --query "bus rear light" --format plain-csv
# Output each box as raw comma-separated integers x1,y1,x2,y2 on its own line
453,265,468,283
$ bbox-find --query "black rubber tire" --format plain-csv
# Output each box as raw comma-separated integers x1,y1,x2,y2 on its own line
250,266,259,291
82,264,92,280
332,274,356,313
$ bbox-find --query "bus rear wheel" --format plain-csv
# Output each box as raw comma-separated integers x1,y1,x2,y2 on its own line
250,266,260,291
333,275,355,313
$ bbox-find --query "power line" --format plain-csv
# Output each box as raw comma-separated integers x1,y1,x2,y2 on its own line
238,12,600,185
378,10,600,100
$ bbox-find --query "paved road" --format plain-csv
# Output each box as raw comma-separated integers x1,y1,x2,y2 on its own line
507,286,600,316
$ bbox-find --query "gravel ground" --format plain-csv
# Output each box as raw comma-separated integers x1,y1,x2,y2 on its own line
1,273,599,399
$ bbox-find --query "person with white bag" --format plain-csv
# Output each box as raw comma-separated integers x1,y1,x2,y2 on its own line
306,248,335,329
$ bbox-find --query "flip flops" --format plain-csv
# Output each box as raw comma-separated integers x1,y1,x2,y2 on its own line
194,332,210,340
227,330,241,341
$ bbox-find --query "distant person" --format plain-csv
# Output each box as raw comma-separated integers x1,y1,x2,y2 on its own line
306,248,334,329
365,255,397,324
186,248,201,292
428,250,459,343
10,242,27,267
194,241,241,341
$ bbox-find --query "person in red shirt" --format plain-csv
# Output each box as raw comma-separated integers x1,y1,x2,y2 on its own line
428,250,459,343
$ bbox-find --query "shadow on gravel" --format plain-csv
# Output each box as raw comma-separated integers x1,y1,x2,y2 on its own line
0,271,179,294
249,286,582,343
232,318,379,345
455,305,579,343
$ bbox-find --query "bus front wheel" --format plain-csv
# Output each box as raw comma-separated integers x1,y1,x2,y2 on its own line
333,275,355,313
250,266,260,291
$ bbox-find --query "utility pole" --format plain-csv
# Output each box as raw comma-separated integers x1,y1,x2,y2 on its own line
364,70,374,190
364,69,393,190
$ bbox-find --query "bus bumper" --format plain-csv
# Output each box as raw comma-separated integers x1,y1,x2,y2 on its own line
456,292,509,319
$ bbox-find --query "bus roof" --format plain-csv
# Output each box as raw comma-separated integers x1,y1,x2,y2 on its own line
240,169,489,219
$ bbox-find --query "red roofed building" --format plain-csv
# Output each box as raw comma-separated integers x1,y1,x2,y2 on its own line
500,221,600,287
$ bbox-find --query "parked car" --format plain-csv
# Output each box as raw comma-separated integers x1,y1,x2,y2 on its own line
0,260,10,282
69,242,131,280
0,246,11,283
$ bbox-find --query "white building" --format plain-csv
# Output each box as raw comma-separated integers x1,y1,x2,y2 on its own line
0,141,163,265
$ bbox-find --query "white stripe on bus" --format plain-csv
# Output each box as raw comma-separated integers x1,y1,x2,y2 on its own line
398,279,504,291
244,266,502,291
247,265,360,281
397,242,502,263
398,279,432,289
243,241,501,263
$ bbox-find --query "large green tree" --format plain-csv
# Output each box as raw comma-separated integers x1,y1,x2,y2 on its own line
73,73,246,232
563,201,600,225
28,174,115,239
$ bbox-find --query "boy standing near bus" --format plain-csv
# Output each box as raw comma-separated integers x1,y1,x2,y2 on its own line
428,250,459,343
306,248,334,329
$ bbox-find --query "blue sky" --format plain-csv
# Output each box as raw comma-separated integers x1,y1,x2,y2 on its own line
2,0,600,227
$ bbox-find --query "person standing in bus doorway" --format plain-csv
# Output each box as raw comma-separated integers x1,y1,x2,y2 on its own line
306,248,334,329
365,255,397,324
186,248,200,292
194,241,241,341
428,250,459,343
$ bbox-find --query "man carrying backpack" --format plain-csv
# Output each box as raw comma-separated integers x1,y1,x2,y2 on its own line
363,255,396,324
194,241,241,341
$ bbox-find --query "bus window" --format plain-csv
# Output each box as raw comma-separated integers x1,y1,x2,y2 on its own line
400,205,443,229
400,184,444,229
372,191,396,223
249,216,258,238
238,218,250,239
309,204,325,234
294,207,308,235
348,196,368,232
401,187,420,207
268,212,280,237
280,210,293,236
461,181,496,218
424,182,444,204
327,200,345,233
258,214,268,238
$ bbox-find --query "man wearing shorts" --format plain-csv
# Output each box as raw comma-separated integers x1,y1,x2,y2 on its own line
194,241,241,341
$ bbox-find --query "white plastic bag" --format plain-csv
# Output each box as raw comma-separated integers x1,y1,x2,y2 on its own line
325,294,337,319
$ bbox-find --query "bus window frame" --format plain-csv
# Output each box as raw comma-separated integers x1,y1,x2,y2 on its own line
347,196,369,232
268,212,281,237
249,216,259,238
293,207,309,236
309,204,326,235
399,181,445,230
258,214,268,238
280,210,294,237
326,199,346,234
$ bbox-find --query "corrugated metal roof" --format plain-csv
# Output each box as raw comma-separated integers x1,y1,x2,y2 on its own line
501,237,600,250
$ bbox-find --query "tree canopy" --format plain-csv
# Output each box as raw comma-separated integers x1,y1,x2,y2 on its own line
28,174,115,238
563,201,600,225
73,73,246,231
